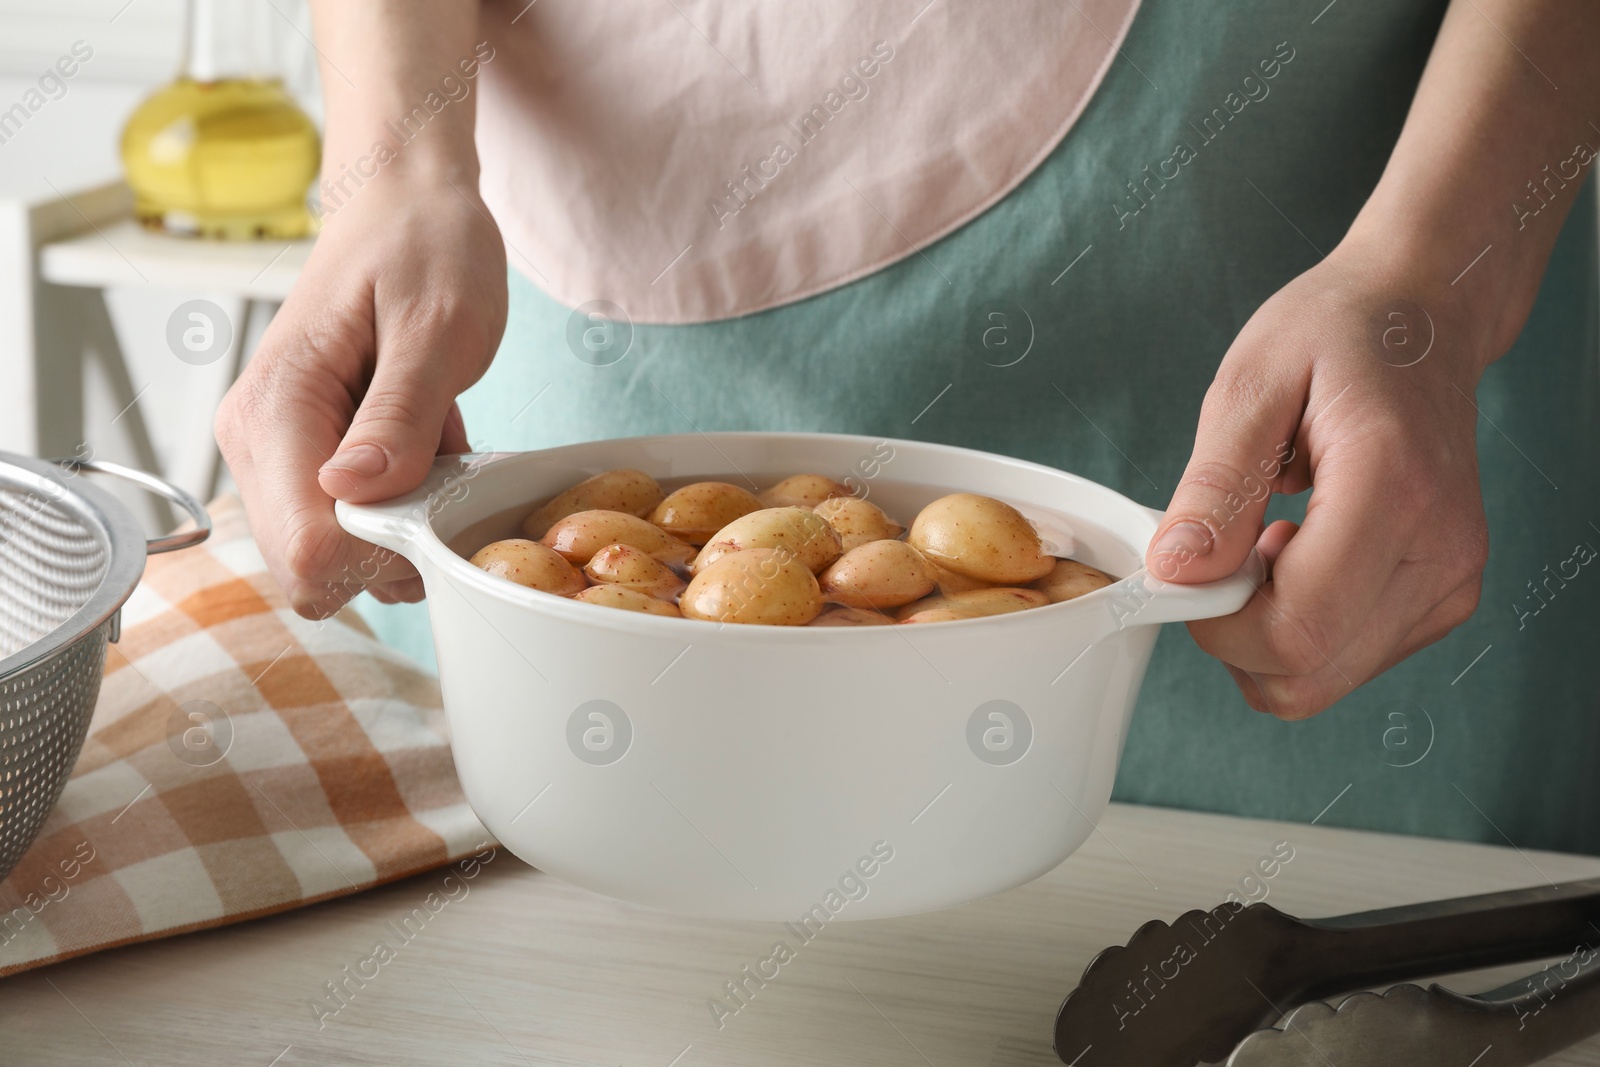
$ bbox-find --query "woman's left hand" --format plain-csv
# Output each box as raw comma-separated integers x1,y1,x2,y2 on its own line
1144,242,1491,719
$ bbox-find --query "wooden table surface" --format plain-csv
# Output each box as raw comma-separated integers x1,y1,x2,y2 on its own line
2,803,1597,1067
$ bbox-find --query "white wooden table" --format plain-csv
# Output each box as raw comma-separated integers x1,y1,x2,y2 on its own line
1,803,1595,1066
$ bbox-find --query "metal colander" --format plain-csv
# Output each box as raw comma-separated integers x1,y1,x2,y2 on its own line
0,454,209,880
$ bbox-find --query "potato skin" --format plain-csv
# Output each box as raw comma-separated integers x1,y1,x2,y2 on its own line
649,482,766,545
469,538,587,596
907,493,1055,584
899,607,983,624
927,560,993,595
758,473,851,509
819,540,936,610
573,585,682,616
1032,559,1114,603
693,507,842,575
541,510,695,567
809,606,896,626
584,543,686,600
496,473,1088,629
680,548,824,626
812,497,905,552
893,587,1049,621
521,469,663,538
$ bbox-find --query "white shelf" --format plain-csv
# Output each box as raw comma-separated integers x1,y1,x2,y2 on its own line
40,217,312,298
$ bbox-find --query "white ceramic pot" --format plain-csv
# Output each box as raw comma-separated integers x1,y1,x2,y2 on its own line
336,433,1260,920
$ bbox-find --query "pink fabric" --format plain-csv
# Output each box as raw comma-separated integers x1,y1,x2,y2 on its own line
476,0,1142,324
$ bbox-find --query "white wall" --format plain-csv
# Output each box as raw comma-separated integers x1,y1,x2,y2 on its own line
0,0,319,92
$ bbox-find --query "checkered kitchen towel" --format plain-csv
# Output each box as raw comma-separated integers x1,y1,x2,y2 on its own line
0,496,489,977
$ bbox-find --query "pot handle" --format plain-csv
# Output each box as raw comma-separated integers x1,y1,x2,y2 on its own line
1098,507,1266,628
333,453,494,558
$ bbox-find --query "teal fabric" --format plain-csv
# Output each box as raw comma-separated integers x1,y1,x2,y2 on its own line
360,1,1600,854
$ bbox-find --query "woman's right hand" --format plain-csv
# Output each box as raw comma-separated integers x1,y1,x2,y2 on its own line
215,175,508,618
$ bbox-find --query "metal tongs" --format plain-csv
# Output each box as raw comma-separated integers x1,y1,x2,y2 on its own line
1054,879,1600,1066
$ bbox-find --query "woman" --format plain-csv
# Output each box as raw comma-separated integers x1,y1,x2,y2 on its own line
216,0,1600,853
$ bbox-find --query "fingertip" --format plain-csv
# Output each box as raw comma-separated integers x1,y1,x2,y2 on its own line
289,584,349,620
438,402,470,456
1222,662,1271,713
318,441,438,504
1147,519,1213,580
1257,520,1300,573
1148,517,1259,585
383,576,427,602
318,442,393,501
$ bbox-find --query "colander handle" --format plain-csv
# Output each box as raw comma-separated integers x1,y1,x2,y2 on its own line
53,459,212,554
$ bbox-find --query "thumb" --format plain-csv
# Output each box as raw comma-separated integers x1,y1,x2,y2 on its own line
318,340,479,504
1147,377,1299,584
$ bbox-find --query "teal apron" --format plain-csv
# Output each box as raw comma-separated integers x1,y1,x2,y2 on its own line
362,0,1600,855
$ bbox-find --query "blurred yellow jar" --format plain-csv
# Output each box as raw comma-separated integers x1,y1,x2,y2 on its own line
121,76,320,240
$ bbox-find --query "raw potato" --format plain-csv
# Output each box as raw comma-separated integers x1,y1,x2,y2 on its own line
908,493,1055,584
1032,558,1114,603
485,466,1116,628
584,543,686,600
541,510,695,568
809,607,895,626
520,469,663,538
573,585,682,617
900,607,983,624
819,540,936,610
469,538,587,596
680,548,824,626
649,482,765,544
759,473,851,509
894,587,1049,622
693,507,842,575
928,560,993,595
812,497,905,552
